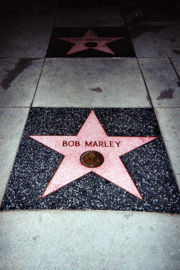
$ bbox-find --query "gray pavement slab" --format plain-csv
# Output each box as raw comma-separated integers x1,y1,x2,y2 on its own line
33,58,150,108
0,211,180,270
155,108,180,191
129,22,180,57
0,7,57,58
139,58,180,108
0,58,44,107
0,108,29,203
55,7,124,27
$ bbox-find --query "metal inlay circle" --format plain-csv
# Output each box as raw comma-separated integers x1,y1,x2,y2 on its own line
85,42,97,47
80,151,104,168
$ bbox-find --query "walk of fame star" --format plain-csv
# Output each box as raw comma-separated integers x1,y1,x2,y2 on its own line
30,110,157,199
57,29,124,55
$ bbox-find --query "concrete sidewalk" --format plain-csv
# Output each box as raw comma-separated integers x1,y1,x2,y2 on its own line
0,1,180,269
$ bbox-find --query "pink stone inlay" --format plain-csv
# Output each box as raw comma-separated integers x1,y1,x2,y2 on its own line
29,110,157,199
57,29,124,55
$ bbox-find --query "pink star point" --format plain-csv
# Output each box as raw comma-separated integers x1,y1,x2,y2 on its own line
30,110,157,199
57,29,124,55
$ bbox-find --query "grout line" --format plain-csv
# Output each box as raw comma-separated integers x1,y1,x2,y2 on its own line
122,14,137,59
29,106,153,109
154,107,180,109
0,106,30,108
44,0,61,56
0,56,177,60
30,58,46,107
2,106,180,109
29,0,61,108
137,56,180,58
1,209,177,214
136,58,154,108
154,108,180,192
136,58,180,189
169,57,180,80
0,57,44,60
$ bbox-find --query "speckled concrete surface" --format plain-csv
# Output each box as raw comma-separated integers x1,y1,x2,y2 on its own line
0,211,180,270
129,22,180,57
155,108,180,191
1,108,179,212
33,58,150,107
55,6,124,27
139,58,180,108
0,58,43,107
0,108,29,203
0,5,57,58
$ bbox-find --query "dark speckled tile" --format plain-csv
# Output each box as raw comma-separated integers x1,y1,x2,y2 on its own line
46,27,135,57
1,108,180,212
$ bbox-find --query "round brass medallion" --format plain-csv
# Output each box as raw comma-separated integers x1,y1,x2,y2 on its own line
85,42,97,47
80,151,104,168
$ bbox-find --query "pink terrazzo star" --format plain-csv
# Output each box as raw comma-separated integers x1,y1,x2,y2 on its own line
30,110,157,199
57,29,124,55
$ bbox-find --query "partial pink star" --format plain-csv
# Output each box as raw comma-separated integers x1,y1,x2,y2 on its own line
29,110,157,199
57,29,124,55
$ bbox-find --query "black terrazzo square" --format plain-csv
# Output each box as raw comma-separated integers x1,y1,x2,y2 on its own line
1,108,180,212
46,27,135,57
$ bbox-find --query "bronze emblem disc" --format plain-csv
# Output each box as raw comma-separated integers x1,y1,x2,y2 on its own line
80,151,104,168
85,42,98,47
